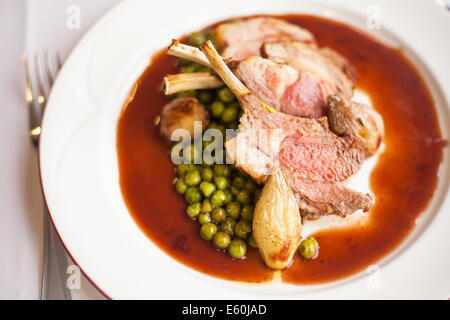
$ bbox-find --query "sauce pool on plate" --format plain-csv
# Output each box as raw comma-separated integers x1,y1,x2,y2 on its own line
116,15,444,284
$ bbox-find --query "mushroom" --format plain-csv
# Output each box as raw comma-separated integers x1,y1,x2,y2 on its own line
327,95,384,156
159,97,209,141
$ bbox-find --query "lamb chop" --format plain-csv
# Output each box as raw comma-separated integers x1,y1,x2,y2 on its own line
215,17,316,60
166,43,383,155
166,42,343,118
199,40,372,218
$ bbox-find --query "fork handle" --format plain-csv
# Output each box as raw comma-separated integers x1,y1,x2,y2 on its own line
40,207,51,299
41,205,72,300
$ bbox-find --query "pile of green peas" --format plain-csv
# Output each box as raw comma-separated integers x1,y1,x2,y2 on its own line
176,162,262,259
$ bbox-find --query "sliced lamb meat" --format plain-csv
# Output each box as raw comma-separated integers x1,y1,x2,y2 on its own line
225,88,370,218
262,41,354,101
293,180,373,219
235,56,334,117
319,47,357,82
228,94,365,182
198,41,372,218
215,17,316,60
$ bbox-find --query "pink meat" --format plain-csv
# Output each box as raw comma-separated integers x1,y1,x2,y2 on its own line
225,94,371,218
216,17,316,60
280,72,334,117
279,135,363,182
235,57,334,118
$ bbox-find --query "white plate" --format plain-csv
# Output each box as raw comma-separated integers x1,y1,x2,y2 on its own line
40,0,450,299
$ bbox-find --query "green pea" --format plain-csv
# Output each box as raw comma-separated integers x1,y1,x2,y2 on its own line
198,91,213,104
223,189,233,205
180,65,198,74
190,32,206,47
226,202,241,219
213,149,226,164
175,178,188,194
213,231,231,249
244,179,257,193
201,167,214,182
202,152,215,167
213,164,232,177
176,89,197,97
206,121,218,131
220,217,237,235
298,237,319,260
186,202,201,218
230,186,240,196
185,187,203,204
234,220,252,239
171,143,184,163
202,137,212,149
214,176,229,190
201,199,213,213
248,234,258,248
217,87,235,103
184,144,200,164
228,102,240,110
205,30,216,44
216,124,226,137
236,170,247,178
211,207,227,223
199,181,216,197
200,222,217,240
196,65,211,73
198,213,211,224
236,190,252,205
177,163,196,176
241,205,254,221
185,170,201,186
232,176,246,189
179,57,192,66
221,107,238,123
228,239,247,259
211,190,226,207
210,101,226,119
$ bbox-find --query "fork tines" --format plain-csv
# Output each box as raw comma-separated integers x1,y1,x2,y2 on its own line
23,51,62,145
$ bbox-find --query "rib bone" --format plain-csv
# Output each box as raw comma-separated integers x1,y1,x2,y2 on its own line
168,40,212,67
163,72,223,95
199,40,250,98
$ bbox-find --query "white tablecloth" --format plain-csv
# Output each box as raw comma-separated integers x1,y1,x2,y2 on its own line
0,0,122,300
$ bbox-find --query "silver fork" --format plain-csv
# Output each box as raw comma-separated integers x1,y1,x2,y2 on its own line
23,52,72,300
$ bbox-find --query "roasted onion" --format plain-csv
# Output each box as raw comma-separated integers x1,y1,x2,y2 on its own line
253,168,302,269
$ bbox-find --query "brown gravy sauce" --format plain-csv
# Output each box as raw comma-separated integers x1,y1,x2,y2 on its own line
116,15,444,284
